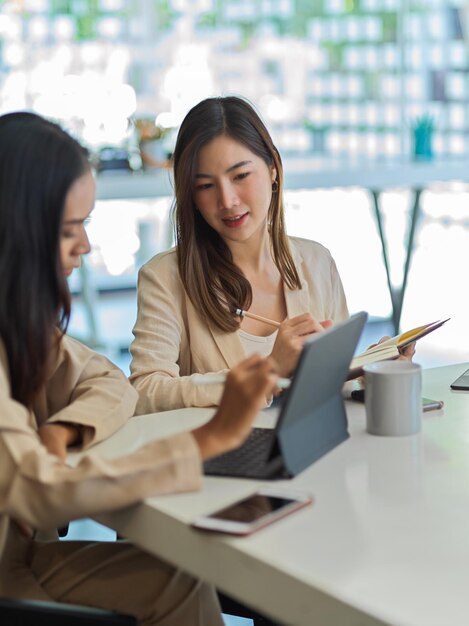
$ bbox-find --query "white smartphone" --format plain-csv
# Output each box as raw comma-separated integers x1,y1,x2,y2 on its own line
191,489,313,536
450,368,469,391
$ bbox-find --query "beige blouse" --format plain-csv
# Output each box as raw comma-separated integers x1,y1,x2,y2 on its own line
0,335,202,587
130,236,349,414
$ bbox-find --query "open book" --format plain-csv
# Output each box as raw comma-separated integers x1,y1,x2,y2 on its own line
348,318,450,379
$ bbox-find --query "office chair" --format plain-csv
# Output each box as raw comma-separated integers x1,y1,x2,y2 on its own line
218,592,282,626
0,597,137,625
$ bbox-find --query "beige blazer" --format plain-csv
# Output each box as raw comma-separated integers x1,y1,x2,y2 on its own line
130,236,349,414
0,335,201,594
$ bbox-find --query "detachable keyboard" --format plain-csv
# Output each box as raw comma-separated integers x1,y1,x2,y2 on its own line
203,427,286,479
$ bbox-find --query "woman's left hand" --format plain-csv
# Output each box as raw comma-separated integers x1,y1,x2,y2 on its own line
370,336,416,362
38,422,80,462
398,341,416,361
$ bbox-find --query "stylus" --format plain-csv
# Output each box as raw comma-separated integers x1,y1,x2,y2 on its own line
194,373,291,389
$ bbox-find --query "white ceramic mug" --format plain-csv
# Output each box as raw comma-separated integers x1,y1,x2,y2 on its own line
363,361,422,436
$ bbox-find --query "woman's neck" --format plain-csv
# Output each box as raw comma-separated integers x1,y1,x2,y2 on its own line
227,228,287,334
229,229,274,276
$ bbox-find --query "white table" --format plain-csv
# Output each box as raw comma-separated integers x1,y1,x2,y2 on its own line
70,363,469,626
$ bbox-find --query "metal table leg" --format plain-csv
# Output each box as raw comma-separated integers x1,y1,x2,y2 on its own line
370,187,423,334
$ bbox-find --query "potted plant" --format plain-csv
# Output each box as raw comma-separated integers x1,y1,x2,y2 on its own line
412,114,435,161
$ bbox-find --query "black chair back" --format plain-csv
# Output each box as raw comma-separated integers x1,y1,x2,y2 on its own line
0,597,137,625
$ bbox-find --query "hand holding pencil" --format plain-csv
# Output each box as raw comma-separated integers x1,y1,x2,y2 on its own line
270,313,333,377
235,308,280,329
235,307,333,378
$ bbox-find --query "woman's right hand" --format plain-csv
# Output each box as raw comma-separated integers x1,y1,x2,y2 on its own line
191,354,278,461
270,313,332,377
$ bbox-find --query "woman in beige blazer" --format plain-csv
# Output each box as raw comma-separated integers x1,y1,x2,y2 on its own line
130,96,350,414
0,112,278,625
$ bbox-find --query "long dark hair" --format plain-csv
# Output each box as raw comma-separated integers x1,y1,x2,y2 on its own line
172,96,301,333
0,112,89,407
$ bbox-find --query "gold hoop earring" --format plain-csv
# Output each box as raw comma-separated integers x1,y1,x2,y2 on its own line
272,180,279,193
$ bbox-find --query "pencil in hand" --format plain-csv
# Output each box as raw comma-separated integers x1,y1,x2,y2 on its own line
235,308,281,329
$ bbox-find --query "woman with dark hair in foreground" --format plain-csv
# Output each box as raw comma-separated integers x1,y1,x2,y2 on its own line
0,111,277,625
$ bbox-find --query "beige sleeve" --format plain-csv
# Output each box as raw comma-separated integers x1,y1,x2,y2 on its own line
130,261,225,414
0,365,201,530
45,336,138,448
328,256,350,322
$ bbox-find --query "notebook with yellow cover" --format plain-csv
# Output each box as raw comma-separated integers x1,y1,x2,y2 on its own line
348,318,450,379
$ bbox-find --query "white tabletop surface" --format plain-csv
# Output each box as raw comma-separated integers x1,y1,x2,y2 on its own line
70,363,469,626
282,157,469,190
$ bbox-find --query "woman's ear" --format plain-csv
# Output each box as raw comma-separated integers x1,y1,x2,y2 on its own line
271,167,277,183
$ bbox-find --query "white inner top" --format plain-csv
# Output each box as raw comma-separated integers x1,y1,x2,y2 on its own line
238,329,278,358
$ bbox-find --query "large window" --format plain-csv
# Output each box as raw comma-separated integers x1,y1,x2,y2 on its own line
2,1,468,365
1,0,468,159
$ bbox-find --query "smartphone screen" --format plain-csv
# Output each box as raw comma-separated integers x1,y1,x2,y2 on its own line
191,490,313,535
450,369,469,391
209,494,296,523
